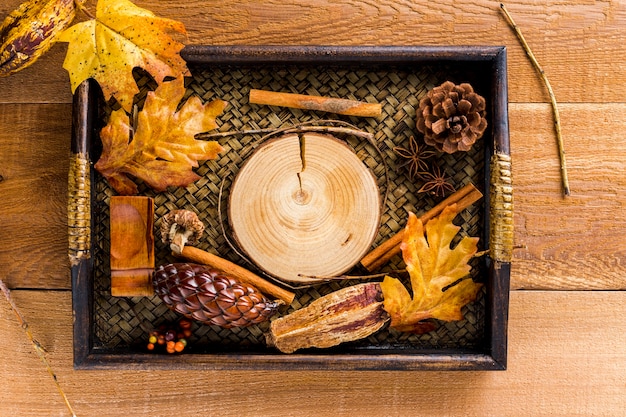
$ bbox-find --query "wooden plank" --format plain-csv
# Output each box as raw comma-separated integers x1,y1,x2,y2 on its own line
509,103,626,290
0,104,71,289
1,1,626,104
0,290,624,416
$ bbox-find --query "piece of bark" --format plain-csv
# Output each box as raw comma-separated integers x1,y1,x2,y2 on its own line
267,283,389,353
110,196,155,296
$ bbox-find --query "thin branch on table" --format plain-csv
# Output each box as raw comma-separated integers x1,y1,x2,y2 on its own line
0,279,77,417
500,3,571,197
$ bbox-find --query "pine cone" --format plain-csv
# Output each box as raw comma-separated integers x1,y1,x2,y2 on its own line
153,263,280,328
416,81,488,153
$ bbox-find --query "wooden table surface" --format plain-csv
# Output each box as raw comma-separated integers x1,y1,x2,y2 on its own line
1,0,625,415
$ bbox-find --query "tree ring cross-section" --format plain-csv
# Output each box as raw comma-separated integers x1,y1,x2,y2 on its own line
228,132,381,284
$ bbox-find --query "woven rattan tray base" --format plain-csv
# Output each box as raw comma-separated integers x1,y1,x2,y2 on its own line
70,46,511,370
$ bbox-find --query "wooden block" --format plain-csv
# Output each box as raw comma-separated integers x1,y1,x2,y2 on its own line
109,196,155,297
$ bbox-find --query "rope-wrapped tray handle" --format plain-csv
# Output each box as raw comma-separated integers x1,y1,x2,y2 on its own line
489,152,513,264
68,80,95,266
68,153,91,266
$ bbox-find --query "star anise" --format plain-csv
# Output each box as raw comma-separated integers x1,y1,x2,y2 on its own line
418,164,456,198
393,136,436,180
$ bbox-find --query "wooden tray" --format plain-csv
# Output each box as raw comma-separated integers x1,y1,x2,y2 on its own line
69,45,511,370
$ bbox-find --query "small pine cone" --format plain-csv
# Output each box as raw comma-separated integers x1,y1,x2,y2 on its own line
416,81,488,153
153,263,280,328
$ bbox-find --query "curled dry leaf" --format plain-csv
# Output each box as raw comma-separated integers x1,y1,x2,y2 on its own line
95,76,226,195
381,204,482,333
0,0,76,76
58,0,190,112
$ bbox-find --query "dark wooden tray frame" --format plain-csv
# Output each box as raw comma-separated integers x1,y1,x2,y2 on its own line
70,45,510,371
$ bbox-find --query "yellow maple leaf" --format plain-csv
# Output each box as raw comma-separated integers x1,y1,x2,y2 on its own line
95,76,226,195
380,204,483,333
58,0,189,112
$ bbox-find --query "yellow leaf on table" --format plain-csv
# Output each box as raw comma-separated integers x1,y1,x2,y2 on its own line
380,204,483,333
58,0,189,112
94,76,226,195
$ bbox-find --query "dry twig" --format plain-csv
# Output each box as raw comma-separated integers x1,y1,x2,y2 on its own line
0,279,77,417
500,3,570,196
297,270,408,281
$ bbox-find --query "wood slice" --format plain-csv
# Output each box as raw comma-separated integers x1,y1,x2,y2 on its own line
229,133,380,283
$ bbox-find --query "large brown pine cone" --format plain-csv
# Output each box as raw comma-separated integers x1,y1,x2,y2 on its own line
416,81,488,153
153,263,280,328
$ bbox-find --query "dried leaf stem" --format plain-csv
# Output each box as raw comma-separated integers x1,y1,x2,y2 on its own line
500,3,570,196
74,0,95,20
196,124,375,142
297,269,408,281
0,279,77,417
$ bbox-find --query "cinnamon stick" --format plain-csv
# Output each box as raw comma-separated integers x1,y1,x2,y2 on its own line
177,246,296,305
360,183,483,272
249,89,382,118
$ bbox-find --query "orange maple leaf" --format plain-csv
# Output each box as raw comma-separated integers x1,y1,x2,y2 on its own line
380,204,483,333
58,0,189,112
95,76,226,195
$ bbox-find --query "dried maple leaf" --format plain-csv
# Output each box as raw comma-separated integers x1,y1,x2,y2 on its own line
380,204,483,333
95,76,226,195
58,0,189,112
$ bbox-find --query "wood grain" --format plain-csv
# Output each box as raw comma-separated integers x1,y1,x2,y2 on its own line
0,0,625,414
1,1,625,104
1,290,624,416
0,104,71,289
510,103,626,290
